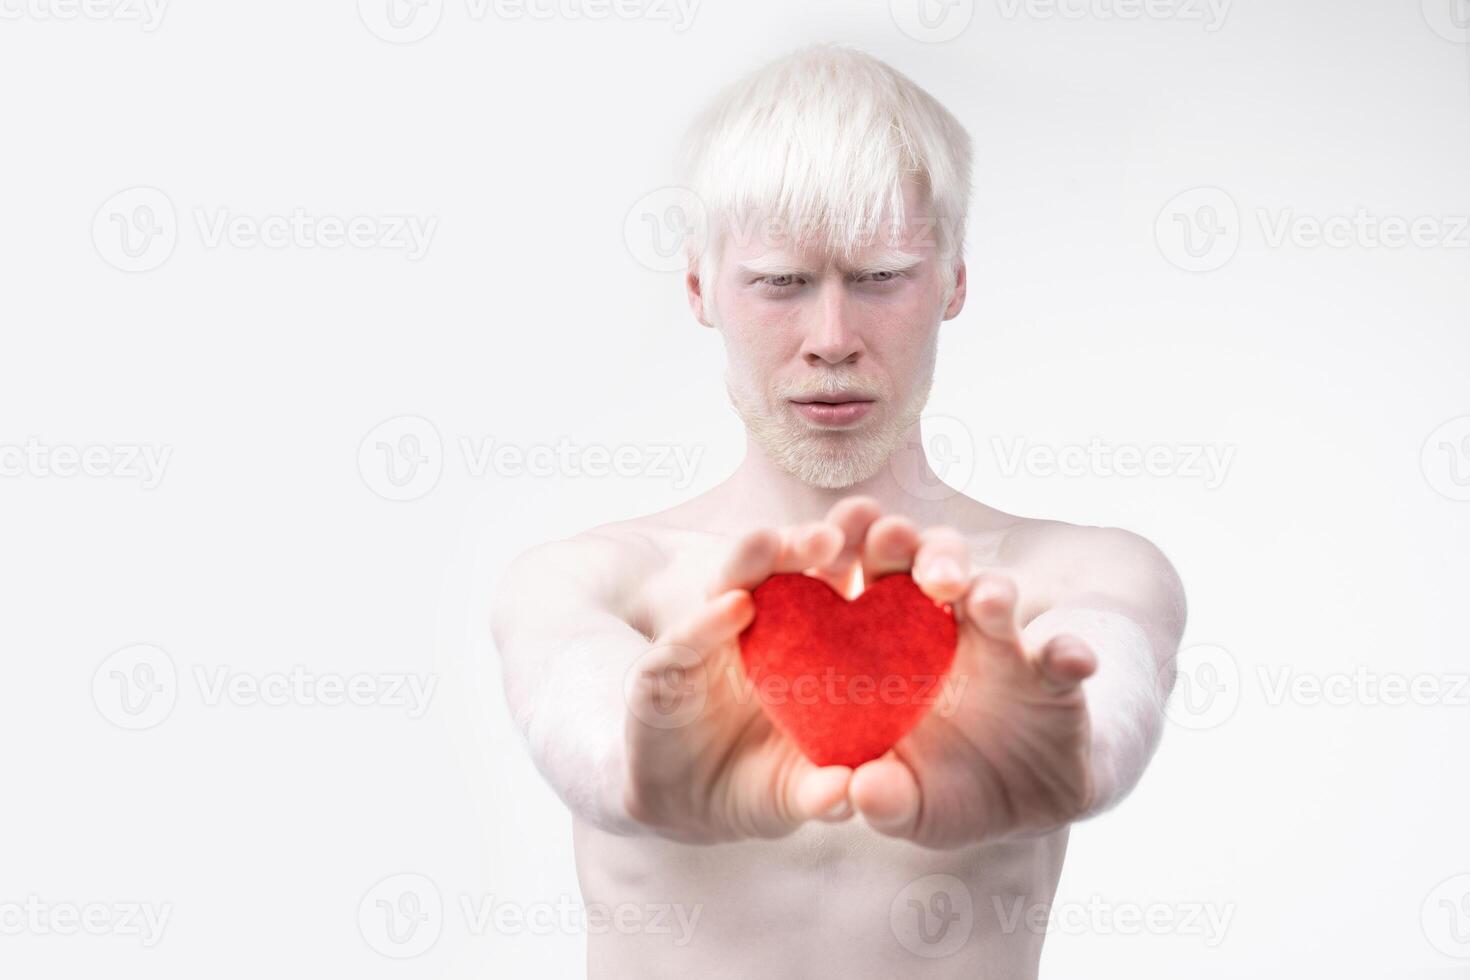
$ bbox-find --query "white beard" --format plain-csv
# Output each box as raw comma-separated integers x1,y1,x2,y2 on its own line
724,350,936,490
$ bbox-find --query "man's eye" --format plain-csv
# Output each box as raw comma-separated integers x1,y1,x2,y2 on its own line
858,270,901,283
758,274,802,289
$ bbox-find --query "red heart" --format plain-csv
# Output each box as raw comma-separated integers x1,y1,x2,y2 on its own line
738,572,958,768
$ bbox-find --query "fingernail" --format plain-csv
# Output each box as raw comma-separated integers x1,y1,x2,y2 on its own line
927,559,963,583
821,799,852,820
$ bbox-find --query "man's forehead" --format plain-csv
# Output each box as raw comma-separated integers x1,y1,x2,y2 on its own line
733,246,925,276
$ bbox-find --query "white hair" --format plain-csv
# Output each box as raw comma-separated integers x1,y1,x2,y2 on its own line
675,43,974,317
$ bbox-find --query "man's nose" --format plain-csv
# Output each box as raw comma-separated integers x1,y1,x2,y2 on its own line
801,280,864,366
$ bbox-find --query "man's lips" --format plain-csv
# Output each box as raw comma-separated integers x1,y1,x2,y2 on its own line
789,396,875,426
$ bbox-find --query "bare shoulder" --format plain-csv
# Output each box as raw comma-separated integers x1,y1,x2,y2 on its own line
492,512,698,642
992,515,1187,632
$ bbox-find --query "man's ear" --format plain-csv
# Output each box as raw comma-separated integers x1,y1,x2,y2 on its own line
942,259,967,321
686,262,714,328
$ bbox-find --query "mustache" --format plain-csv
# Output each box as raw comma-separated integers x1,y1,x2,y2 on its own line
777,374,889,401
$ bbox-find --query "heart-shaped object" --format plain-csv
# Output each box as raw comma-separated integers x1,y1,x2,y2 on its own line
738,572,958,768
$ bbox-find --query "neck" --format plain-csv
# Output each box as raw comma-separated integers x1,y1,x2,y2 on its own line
701,423,967,531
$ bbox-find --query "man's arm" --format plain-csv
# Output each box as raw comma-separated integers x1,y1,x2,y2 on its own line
491,519,859,844
1017,525,1188,818
490,533,654,836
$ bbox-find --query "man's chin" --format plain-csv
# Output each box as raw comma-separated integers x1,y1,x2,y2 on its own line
768,430,895,490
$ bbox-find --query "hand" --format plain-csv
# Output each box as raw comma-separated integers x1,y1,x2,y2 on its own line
621,498,884,844
847,511,1099,849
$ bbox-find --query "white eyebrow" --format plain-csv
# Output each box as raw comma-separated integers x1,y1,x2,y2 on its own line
736,255,811,278
736,249,924,278
843,249,924,274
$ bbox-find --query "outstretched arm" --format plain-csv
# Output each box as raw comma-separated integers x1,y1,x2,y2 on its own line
846,515,1187,848
1017,525,1187,818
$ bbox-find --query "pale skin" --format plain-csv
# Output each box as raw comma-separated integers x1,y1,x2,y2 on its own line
492,178,1186,978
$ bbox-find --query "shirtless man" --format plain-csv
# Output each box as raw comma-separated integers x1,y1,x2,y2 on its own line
491,44,1186,979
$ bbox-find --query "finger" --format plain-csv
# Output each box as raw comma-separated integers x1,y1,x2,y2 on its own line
860,515,921,584
659,589,755,658
960,572,1021,646
711,528,781,596
912,526,971,604
809,496,882,595
712,523,841,595
785,764,854,824
849,755,920,839
1030,633,1098,694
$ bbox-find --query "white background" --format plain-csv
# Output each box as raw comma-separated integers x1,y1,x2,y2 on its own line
1,0,1468,977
